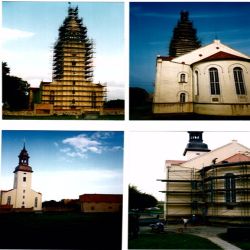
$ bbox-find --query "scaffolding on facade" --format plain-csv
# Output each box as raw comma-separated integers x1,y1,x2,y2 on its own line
159,158,250,224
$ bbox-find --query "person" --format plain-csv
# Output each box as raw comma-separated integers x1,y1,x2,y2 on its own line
182,218,188,228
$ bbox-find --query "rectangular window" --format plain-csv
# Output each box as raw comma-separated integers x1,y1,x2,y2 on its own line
225,174,236,203
23,177,26,182
234,67,246,95
34,197,38,208
7,196,11,205
209,68,220,95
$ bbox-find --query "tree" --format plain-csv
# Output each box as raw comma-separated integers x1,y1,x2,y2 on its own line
129,185,158,210
104,99,124,109
2,62,30,110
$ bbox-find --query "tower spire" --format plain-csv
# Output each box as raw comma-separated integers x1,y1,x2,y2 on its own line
169,11,201,57
183,131,210,157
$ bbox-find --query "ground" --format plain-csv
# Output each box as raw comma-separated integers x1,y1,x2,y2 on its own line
129,224,249,249
0,212,122,249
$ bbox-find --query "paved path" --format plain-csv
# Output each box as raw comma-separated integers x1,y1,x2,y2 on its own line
167,225,242,250
140,225,242,250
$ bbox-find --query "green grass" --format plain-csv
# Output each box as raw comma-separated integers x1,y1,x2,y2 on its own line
0,212,122,249
129,232,222,249
219,233,250,250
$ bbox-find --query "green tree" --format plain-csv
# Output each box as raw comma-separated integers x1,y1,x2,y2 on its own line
2,62,30,110
129,185,158,210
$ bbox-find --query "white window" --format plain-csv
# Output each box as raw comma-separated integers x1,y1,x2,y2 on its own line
233,67,246,95
180,73,186,83
209,68,220,95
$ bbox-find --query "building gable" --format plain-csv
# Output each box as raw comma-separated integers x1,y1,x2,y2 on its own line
181,140,250,170
172,40,250,65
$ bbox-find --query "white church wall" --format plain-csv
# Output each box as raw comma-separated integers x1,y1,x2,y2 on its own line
1,189,16,207
153,40,250,116
153,59,193,113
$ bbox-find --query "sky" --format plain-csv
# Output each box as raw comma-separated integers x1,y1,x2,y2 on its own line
1,130,124,201
130,2,250,93
2,1,125,100
128,130,250,201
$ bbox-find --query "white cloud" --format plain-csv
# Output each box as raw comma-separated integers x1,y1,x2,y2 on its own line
1,27,34,43
91,132,114,140
62,134,102,158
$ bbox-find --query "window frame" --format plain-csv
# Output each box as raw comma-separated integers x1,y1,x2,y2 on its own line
233,67,246,95
209,67,221,95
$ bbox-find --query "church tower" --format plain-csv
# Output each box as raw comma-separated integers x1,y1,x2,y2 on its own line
40,5,106,113
14,144,33,191
0,145,42,210
169,11,201,57
183,131,210,160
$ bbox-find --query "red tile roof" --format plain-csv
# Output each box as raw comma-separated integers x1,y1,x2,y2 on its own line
196,51,250,63
79,194,122,203
221,153,250,163
166,160,187,164
157,56,175,61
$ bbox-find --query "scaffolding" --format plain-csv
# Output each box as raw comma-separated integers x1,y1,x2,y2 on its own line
40,5,106,113
159,158,250,224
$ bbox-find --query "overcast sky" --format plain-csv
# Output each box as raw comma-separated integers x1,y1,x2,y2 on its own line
2,1,125,100
130,2,250,93
128,131,250,201
1,131,124,201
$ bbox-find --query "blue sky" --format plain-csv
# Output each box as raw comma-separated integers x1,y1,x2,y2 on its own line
1,131,124,201
130,2,250,93
2,1,124,100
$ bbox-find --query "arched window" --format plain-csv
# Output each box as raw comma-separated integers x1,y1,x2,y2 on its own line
180,93,186,103
233,67,246,95
225,173,236,203
209,68,220,95
180,73,186,83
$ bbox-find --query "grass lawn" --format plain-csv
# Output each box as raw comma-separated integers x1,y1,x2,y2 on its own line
219,233,250,250
0,212,122,249
129,232,222,249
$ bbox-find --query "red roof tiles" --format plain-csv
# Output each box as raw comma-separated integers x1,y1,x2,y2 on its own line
79,194,122,203
221,153,250,163
197,51,250,63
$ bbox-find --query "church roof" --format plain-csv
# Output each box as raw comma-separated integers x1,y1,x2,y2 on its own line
14,165,33,173
220,153,250,163
79,194,122,203
171,40,250,65
181,139,250,169
194,51,250,63
166,160,187,165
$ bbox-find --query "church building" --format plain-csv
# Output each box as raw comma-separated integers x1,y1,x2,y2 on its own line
33,5,106,115
0,145,42,211
153,11,250,116
159,131,250,224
